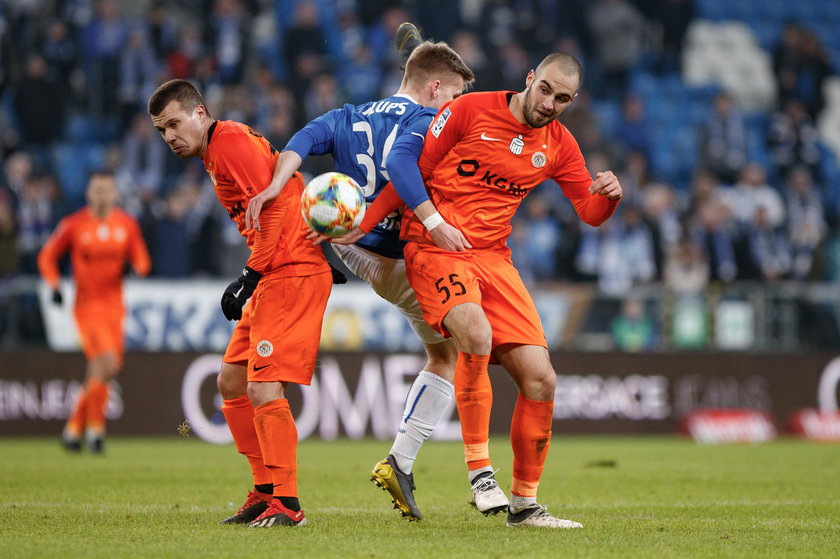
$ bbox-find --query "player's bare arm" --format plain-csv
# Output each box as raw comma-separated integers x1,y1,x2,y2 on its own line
245,150,303,231
589,171,623,200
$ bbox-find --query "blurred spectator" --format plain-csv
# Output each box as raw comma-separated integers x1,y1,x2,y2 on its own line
16,172,56,274
642,181,682,273
486,41,532,92
785,166,827,279
728,164,785,229
513,195,563,282
81,0,127,123
663,237,709,295
559,90,601,151
0,190,18,277
304,73,343,121
742,206,792,282
283,0,330,72
119,25,158,128
167,24,206,80
40,19,78,103
338,44,382,105
417,0,463,45
642,0,694,75
767,100,821,180
610,297,658,352
698,93,747,184
149,185,197,277
687,169,728,215
208,0,250,85
586,0,647,100
147,1,178,60
116,113,167,212
2,151,33,199
688,200,739,283
450,30,489,91
594,204,657,294
13,53,67,169
618,150,652,207
773,24,831,118
613,94,652,162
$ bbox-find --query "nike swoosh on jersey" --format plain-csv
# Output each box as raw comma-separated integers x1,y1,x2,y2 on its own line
480,132,502,141
253,364,270,371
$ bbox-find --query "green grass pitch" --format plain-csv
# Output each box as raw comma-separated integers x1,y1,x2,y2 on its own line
1,435,837,558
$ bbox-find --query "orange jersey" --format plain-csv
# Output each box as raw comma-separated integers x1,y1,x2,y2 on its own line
201,120,328,277
402,90,619,251
37,207,150,308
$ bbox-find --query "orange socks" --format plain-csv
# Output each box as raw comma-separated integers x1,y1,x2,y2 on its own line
64,388,88,438
84,379,109,436
222,396,273,486
510,394,554,497
253,398,298,498
454,352,492,470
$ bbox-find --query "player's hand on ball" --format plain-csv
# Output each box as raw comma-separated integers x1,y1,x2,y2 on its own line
329,227,366,246
51,288,63,305
589,171,622,200
220,266,262,321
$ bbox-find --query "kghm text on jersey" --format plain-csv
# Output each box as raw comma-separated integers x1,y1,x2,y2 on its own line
361,100,408,116
455,159,530,198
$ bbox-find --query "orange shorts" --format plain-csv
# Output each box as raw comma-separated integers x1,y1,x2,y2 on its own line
403,243,547,350
75,303,124,365
224,271,332,385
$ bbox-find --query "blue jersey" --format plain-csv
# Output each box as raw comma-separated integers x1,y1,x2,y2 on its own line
284,95,435,258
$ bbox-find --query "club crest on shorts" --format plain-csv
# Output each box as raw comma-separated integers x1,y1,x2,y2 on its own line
531,151,546,168
256,340,273,357
509,135,524,155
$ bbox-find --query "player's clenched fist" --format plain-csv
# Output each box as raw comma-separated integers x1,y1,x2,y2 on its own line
588,171,622,200
220,266,262,321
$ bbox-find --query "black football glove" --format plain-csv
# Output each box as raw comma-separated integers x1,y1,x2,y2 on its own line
330,264,347,284
51,288,63,306
220,266,262,321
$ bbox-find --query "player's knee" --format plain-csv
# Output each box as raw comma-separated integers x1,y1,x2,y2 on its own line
532,368,557,400
217,364,247,399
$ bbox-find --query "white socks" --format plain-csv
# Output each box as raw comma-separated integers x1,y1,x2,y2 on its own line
468,466,494,484
509,494,537,513
390,370,454,474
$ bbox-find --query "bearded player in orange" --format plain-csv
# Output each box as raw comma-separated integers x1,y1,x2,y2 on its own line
397,53,622,528
148,79,336,528
38,171,151,454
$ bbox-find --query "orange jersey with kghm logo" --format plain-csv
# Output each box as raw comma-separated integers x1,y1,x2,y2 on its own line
202,120,328,277
37,207,150,309
401,90,619,251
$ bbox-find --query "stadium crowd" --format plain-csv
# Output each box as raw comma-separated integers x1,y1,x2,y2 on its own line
1,0,839,331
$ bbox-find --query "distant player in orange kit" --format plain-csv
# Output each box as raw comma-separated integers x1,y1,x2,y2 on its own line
38,171,151,453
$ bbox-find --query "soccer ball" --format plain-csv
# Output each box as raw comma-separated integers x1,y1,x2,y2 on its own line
301,172,367,237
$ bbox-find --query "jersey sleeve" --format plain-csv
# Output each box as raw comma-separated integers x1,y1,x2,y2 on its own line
551,129,620,226
418,98,472,179
284,108,342,158
37,217,73,289
359,181,403,233
126,216,151,276
385,121,429,210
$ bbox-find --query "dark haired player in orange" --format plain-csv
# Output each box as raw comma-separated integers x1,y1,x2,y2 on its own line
149,79,334,528
397,53,622,527
38,171,151,453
